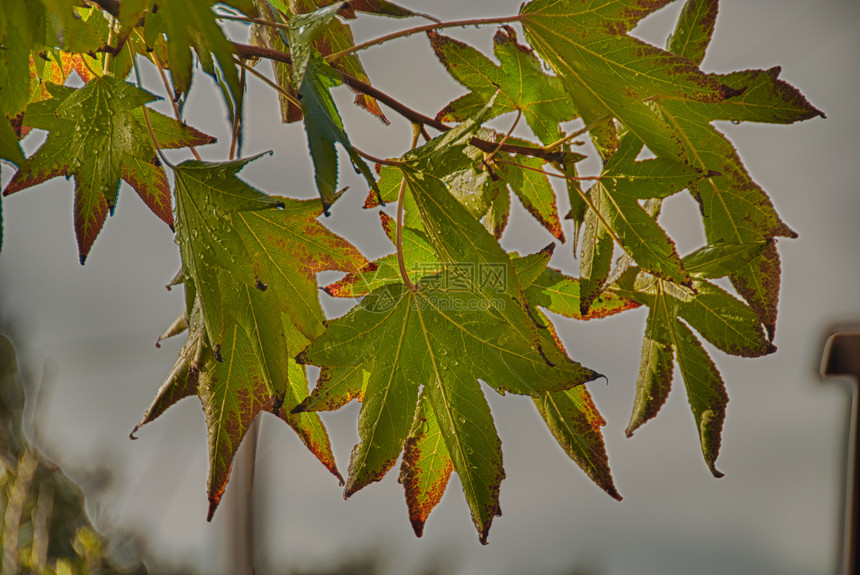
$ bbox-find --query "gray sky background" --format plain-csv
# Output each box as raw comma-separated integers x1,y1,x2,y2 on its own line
1,1,858,573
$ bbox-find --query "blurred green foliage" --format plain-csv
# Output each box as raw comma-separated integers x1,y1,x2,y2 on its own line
0,334,147,575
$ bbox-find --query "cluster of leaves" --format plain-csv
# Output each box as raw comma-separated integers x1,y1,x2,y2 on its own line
0,0,823,544
0,335,148,574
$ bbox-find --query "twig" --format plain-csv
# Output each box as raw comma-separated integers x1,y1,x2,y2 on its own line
131,44,176,169
324,15,524,63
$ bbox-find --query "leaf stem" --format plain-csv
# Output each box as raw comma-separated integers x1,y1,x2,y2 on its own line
228,67,246,160
397,124,423,293
148,44,202,161
484,109,521,164
543,115,610,153
233,56,302,109
494,158,599,182
130,45,176,170
324,15,524,63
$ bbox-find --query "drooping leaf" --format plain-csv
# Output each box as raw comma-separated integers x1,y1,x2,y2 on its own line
430,27,578,145
3,78,213,262
530,308,620,500
535,383,620,499
626,298,675,436
144,172,365,518
298,281,599,542
672,319,728,477
143,0,243,117
298,53,380,212
654,5,823,338
197,322,275,519
610,236,773,472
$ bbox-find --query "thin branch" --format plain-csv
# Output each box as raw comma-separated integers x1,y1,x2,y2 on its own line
353,147,404,168
231,42,582,163
324,15,524,63
397,124,423,293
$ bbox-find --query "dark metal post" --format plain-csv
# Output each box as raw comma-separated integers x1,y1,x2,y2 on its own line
820,332,860,575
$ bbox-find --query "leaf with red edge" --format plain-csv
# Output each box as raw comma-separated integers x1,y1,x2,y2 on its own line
3,78,214,262
496,152,565,241
140,172,365,519
525,266,640,321
399,389,454,537
534,387,620,499
431,27,578,146
520,0,742,159
199,323,274,519
531,308,621,500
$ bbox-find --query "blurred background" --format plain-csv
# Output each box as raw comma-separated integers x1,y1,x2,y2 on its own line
1,0,858,573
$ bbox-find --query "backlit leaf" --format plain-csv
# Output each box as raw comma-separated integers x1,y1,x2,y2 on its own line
4,78,213,262
520,0,740,158
299,281,599,542
431,27,578,145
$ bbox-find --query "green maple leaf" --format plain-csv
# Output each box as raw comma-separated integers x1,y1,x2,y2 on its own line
430,27,578,146
297,280,599,543
2,78,214,262
651,0,823,338
610,240,773,475
270,3,380,212
299,151,601,540
303,240,616,539
146,159,368,516
143,0,243,117
519,0,741,159
577,133,706,312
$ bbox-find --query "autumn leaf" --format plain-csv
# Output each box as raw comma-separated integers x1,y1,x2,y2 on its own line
298,280,599,543
647,0,821,339
577,133,706,312
611,240,772,474
142,161,368,516
143,0,243,117
520,0,741,159
3,78,214,262
430,27,578,145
